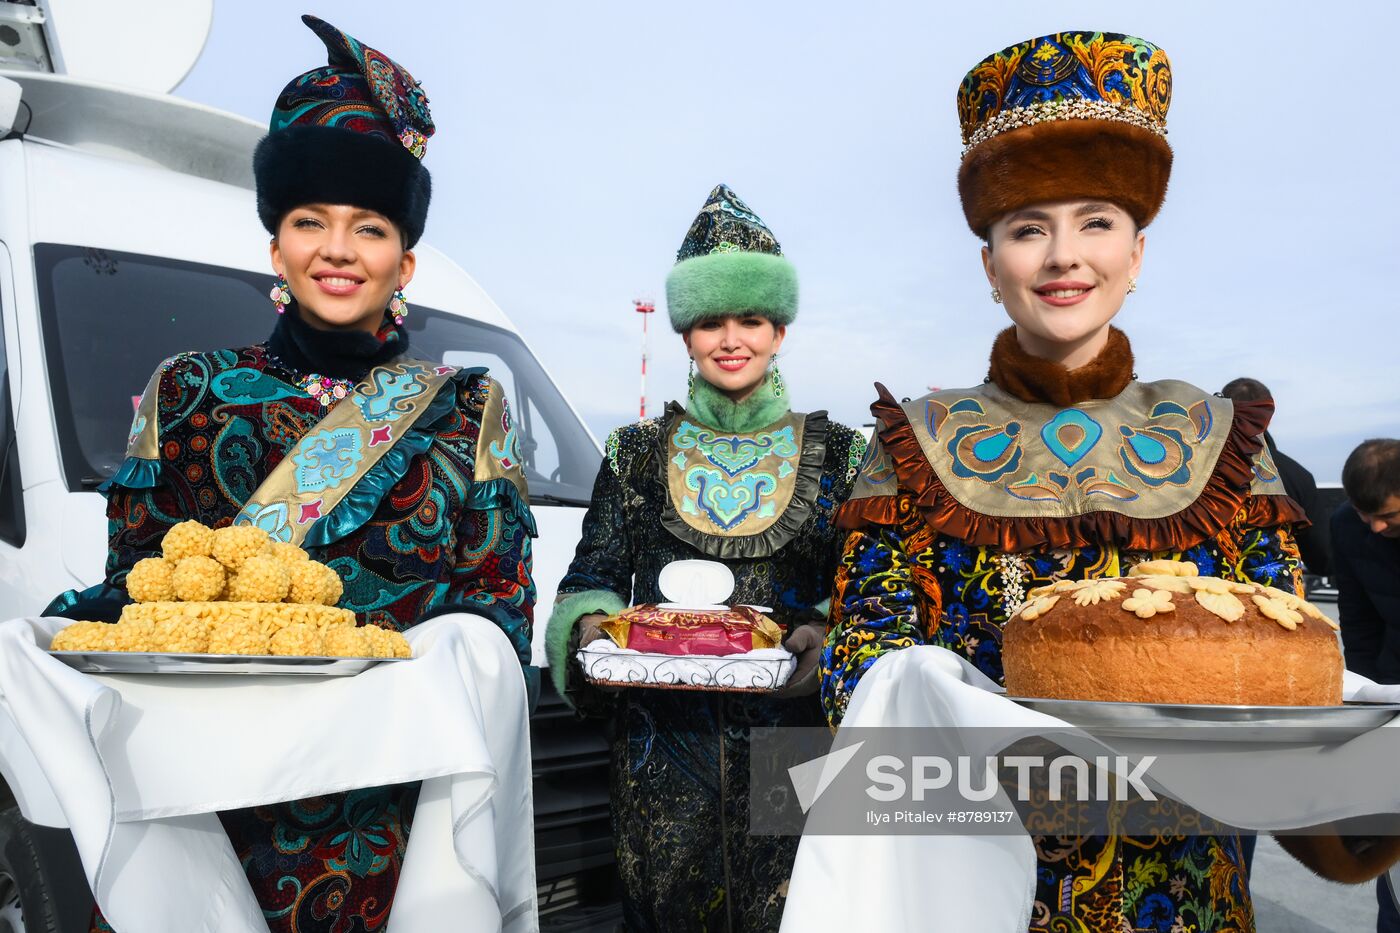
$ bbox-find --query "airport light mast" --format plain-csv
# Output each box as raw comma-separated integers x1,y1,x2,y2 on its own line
635,299,655,418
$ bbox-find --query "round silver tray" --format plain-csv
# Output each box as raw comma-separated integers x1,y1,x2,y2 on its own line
49,651,407,676
1005,696,1400,742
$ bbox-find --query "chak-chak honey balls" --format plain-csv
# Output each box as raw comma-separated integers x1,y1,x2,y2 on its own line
172,556,226,602
228,555,291,603
160,520,214,561
51,521,411,659
210,526,274,572
125,557,176,602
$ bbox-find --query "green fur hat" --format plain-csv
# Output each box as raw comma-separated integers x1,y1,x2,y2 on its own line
664,184,798,332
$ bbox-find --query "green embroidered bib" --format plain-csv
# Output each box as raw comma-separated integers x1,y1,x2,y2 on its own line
656,403,830,559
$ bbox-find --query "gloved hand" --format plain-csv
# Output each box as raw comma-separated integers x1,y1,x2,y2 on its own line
576,612,610,648
775,621,825,698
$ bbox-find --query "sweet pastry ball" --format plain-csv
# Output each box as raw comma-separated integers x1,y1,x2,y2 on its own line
1002,561,1343,706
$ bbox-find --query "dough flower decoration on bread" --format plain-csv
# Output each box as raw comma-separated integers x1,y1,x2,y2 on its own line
1135,575,1194,594
51,520,409,659
1195,589,1246,623
1129,559,1198,578
1252,593,1303,630
1019,594,1061,620
1261,585,1339,629
1122,587,1175,619
1069,579,1127,607
1026,579,1077,600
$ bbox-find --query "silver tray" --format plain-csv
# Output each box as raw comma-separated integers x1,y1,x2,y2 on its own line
1005,696,1400,742
49,651,406,676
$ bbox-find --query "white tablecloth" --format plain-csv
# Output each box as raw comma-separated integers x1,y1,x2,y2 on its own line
0,614,537,933
781,645,1400,933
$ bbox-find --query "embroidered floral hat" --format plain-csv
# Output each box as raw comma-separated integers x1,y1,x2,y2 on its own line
956,31,1173,237
253,15,435,247
664,184,798,332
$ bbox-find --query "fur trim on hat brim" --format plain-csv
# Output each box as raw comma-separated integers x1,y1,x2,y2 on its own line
958,119,1172,238
664,251,798,332
254,125,432,248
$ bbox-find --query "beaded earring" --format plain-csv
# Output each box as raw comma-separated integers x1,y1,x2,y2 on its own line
991,287,1003,304
768,355,786,398
389,287,408,325
1127,277,1138,295
269,274,292,314
687,358,695,401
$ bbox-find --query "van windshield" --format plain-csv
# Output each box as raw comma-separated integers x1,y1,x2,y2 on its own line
34,244,599,505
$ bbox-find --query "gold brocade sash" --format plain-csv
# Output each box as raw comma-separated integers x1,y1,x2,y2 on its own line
234,358,455,546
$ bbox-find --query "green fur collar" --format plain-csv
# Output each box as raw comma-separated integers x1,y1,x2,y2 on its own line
665,251,798,332
688,373,791,433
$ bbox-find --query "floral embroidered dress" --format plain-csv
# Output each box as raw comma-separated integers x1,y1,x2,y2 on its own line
59,308,536,933
548,377,865,932
820,328,1305,933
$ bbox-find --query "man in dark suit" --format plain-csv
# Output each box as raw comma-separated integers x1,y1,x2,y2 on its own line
1331,438,1400,931
1222,378,1331,576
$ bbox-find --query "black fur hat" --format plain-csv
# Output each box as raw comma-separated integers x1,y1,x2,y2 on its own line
254,15,435,246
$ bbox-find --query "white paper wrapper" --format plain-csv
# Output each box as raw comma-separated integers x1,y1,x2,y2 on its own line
579,640,796,693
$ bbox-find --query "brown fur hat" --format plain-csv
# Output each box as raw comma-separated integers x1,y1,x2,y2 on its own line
958,119,1172,238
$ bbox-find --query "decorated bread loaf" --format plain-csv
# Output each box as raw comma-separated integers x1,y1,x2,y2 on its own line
1002,561,1342,705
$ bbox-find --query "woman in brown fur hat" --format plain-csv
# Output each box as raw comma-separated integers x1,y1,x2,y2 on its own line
819,30,1399,933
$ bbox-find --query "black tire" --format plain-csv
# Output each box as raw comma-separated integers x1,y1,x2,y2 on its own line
0,807,93,933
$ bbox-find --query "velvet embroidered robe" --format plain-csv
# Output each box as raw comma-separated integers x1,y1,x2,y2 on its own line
78,341,536,933
821,328,1306,933
552,382,865,933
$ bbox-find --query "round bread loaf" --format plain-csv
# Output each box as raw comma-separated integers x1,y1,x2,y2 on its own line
1003,561,1343,705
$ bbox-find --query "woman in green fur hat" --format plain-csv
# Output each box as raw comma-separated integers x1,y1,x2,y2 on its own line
546,184,866,931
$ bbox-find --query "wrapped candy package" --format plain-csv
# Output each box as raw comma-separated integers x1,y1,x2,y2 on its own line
579,560,796,692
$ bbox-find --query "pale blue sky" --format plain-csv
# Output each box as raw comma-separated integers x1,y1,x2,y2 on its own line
176,1,1399,482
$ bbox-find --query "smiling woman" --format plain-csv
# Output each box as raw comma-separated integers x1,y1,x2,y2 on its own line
49,15,538,933
814,29,1375,933
545,184,867,931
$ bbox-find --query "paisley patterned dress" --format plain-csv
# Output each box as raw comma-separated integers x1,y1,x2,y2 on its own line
821,330,1305,933
69,328,535,932
552,386,865,932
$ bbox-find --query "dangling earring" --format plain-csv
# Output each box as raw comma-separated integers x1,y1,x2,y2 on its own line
1127,277,1138,295
269,274,292,314
768,355,786,399
991,287,1003,305
389,287,408,325
686,358,696,401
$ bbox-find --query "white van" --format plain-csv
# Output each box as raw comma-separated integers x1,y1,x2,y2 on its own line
0,13,618,929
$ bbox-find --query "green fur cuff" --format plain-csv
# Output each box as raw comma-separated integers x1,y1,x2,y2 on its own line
665,251,798,332
545,589,626,703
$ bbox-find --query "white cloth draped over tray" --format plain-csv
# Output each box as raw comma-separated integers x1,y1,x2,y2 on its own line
0,614,537,933
780,645,1400,933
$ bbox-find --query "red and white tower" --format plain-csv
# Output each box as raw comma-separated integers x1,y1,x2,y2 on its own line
634,299,655,418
